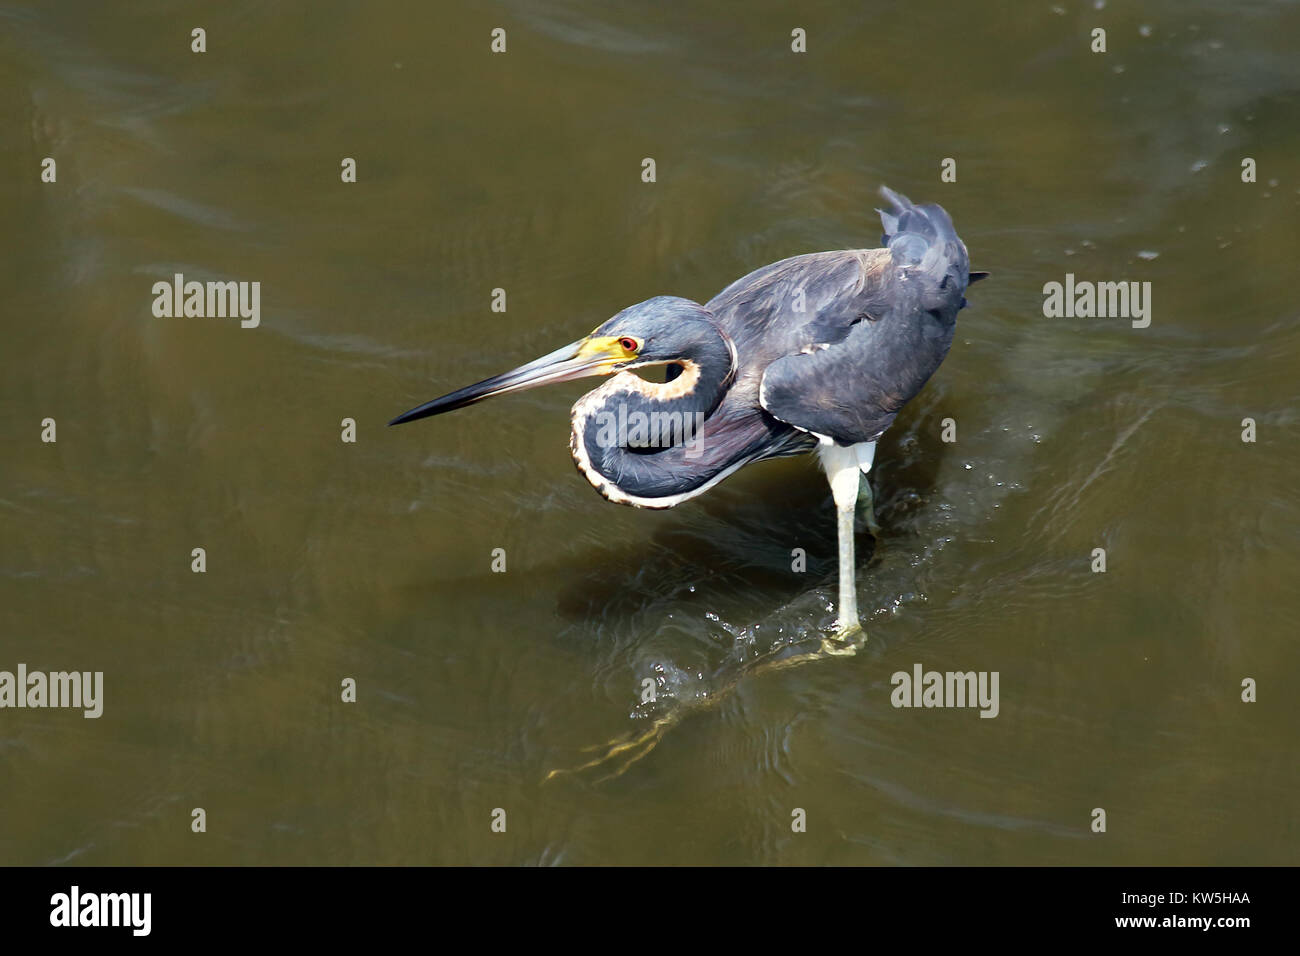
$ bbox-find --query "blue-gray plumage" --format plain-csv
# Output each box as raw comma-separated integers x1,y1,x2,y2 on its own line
391,187,984,638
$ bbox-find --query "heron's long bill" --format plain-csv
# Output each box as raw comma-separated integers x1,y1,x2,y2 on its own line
388,336,627,426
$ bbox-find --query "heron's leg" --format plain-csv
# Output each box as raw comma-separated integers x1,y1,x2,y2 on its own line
820,444,862,639
835,487,861,637
857,476,881,536
855,441,881,535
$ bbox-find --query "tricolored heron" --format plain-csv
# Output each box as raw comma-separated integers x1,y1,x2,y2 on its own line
391,187,983,640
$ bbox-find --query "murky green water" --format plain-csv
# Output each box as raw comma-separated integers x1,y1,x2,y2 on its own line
2,0,1297,865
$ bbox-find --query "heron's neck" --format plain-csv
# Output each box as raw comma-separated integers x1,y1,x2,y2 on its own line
570,322,735,488
603,324,734,429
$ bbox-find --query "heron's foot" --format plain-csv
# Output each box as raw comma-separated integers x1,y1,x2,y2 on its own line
824,618,866,656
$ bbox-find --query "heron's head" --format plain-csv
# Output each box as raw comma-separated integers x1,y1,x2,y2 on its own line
389,296,719,425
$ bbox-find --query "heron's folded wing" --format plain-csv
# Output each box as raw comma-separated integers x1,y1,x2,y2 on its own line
707,248,895,359
757,261,963,447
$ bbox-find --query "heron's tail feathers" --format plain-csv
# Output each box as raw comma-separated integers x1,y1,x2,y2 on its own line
876,186,973,316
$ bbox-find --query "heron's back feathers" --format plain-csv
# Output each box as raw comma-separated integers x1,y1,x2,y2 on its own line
878,185,972,320
757,187,978,445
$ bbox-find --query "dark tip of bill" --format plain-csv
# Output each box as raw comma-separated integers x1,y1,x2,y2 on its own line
388,404,431,426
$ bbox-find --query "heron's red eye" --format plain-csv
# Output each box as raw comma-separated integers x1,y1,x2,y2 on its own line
619,337,639,352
